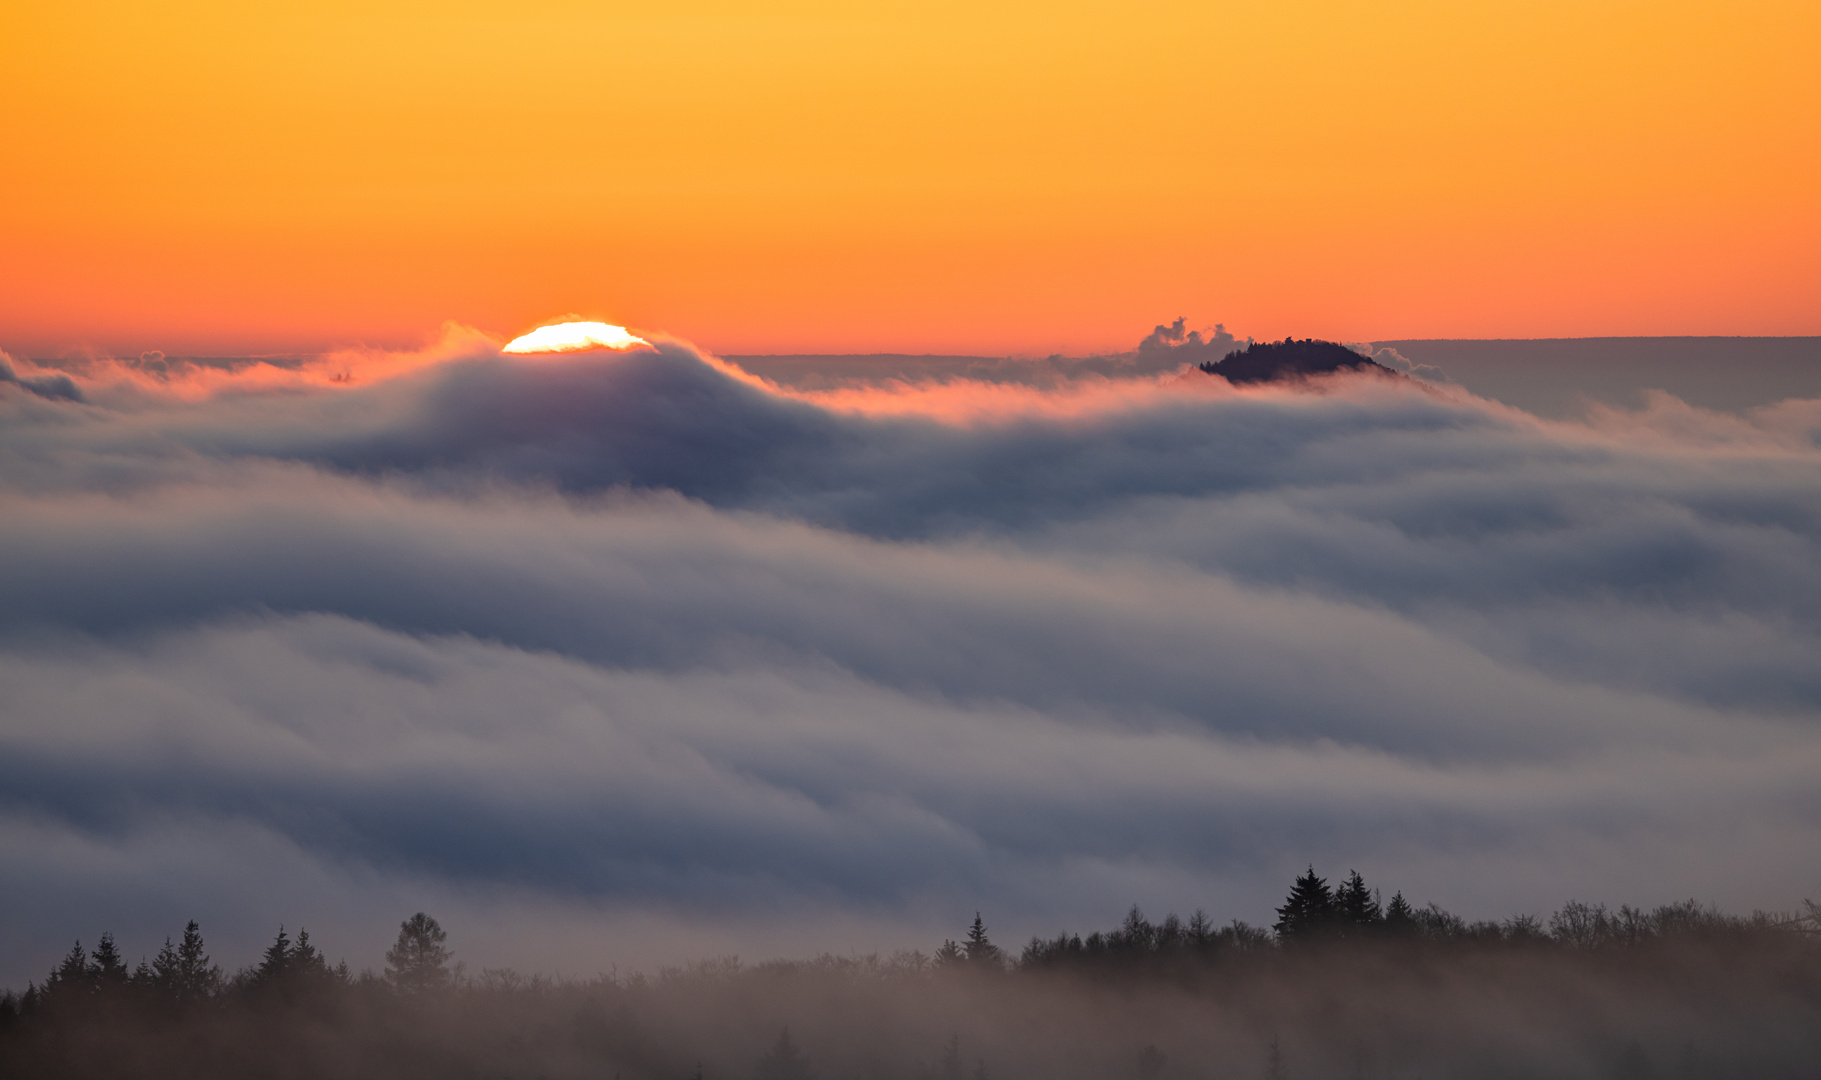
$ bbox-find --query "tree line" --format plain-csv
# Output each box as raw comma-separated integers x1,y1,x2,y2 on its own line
1011,867,1814,971
6,867,1815,1019
1,912,452,1022
2,869,1818,1080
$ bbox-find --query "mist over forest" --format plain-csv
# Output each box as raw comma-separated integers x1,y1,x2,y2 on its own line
3,322,1820,1075
6,863,1818,1080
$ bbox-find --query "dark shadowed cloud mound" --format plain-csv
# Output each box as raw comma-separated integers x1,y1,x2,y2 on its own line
1,330,1819,983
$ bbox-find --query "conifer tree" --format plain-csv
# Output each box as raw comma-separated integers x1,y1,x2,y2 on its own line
385,913,451,993
253,925,343,996
149,937,181,994
88,933,128,988
174,921,221,1000
757,1026,810,1080
293,929,324,973
1384,892,1417,935
255,926,293,987
1335,871,1382,934
49,942,88,997
1274,867,1335,942
962,913,1003,969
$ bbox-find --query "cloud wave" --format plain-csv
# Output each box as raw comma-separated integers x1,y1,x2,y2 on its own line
2,328,1818,984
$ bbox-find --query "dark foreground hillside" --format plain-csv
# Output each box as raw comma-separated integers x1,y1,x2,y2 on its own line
5,888,1819,1080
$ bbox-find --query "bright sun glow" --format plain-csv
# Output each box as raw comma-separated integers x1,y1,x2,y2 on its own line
502,321,649,354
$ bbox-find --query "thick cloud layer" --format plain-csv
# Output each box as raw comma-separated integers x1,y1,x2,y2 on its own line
1,332,1818,985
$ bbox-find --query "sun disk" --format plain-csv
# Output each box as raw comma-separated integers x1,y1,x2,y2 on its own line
502,321,648,354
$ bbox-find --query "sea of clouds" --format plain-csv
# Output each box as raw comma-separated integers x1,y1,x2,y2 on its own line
1,329,1818,985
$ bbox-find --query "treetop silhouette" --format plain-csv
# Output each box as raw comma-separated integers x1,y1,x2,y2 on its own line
1199,338,1385,384
1274,867,1336,942
385,912,451,993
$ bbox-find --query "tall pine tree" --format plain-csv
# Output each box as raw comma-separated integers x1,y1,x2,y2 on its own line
255,926,293,986
174,921,221,1000
385,913,452,994
149,937,182,994
962,914,1003,969
1274,867,1335,942
1384,892,1417,935
88,933,128,988
47,942,89,999
1335,870,1383,935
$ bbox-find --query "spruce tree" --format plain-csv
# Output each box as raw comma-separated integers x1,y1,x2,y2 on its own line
1335,871,1382,934
256,927,293,986
174,921,221,1000
292,929,324,973
1273,867,1335,943
88,933,128,988
1384,892,1417,935
150,937,181,995
49,942,88,998
962,913,1002,969
757,1026,810,1080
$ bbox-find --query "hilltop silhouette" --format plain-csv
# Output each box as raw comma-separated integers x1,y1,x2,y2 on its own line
1199,337,1387,384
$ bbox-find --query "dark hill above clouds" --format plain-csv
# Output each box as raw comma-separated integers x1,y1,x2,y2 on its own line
1198,337,1387,384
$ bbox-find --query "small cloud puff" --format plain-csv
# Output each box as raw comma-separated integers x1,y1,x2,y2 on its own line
1355,343,1450,383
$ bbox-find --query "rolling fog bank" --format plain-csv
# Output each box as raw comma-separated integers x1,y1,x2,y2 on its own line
6,329,1821,985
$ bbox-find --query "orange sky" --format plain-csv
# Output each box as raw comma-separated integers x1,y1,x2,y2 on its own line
2,0,1817,356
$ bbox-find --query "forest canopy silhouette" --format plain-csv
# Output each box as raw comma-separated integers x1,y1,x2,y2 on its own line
4,869,1818,1080
1195,337,1389,384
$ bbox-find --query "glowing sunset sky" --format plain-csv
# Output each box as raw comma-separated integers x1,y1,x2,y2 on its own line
2,0,1816,356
